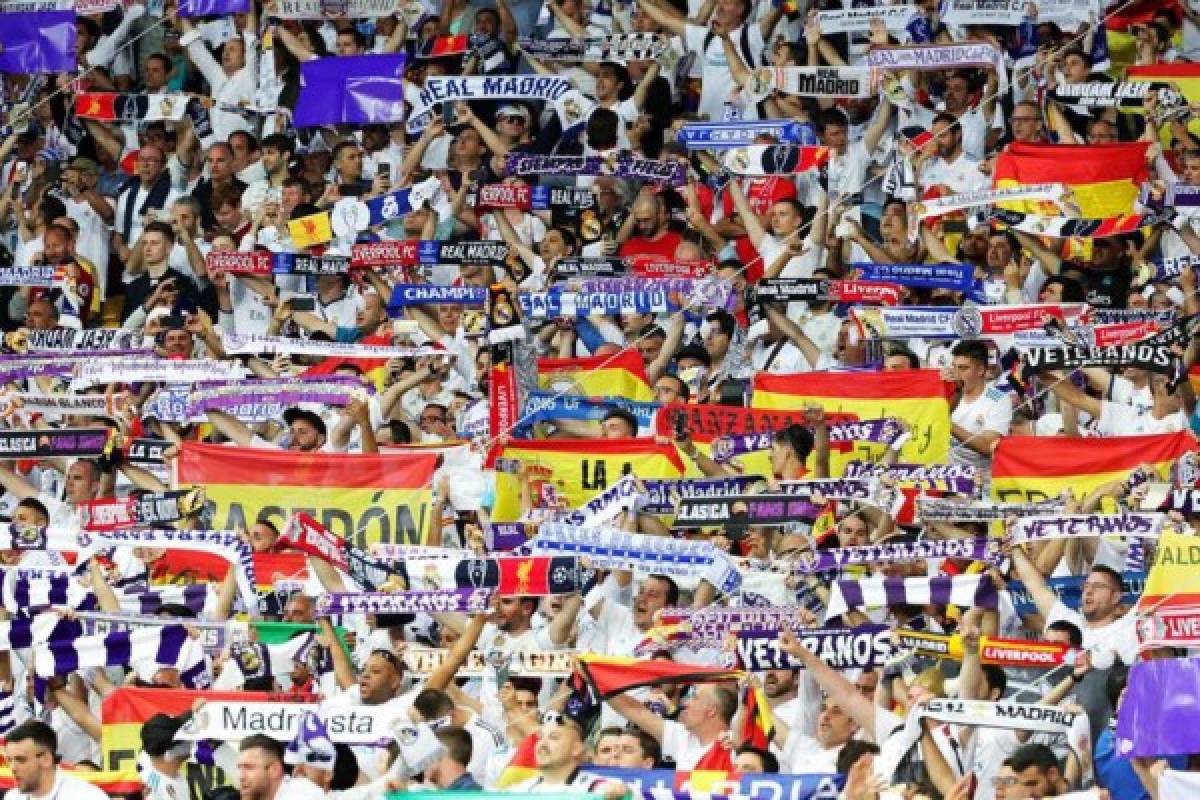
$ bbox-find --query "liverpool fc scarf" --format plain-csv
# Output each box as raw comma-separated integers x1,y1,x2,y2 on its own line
77,488,206,532
722,145,831,176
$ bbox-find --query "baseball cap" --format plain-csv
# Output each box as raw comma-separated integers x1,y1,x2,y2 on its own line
68,157,99,175
283,407,327,437
141,712,189,756
496,104,530,121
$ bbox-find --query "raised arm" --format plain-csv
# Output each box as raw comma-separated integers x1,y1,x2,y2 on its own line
633,0,686,37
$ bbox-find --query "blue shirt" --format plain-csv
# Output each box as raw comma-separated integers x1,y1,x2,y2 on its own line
446,773,482,791
1095,727,1186,800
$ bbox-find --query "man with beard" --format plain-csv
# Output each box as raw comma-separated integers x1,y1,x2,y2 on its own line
3,720,109,799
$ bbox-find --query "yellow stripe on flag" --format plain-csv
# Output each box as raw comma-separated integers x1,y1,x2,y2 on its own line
288,211,334,247
1141,529,1200,611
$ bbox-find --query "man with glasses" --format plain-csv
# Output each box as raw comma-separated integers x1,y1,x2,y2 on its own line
111,143,181,254
3,719,110,799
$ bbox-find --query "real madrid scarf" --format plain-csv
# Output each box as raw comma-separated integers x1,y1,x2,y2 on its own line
709,419,902,463
529,521,743,594
752,277,902,306
504,152,685,186
677,120,810,149
851,262,975,293
816,5,917,33
517,33,667,61
33,623,206,680
183,382,364,422
0,265,65,288
746,66,876,101
409,76,595,136
866,42,1009,92
2,393,122,418
918,698,1079,736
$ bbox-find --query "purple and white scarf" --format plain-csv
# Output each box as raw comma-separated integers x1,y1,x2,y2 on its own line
791,536,1001,574
1011,513,1173,543
315,588,493,616
71,358,246,389
517,33,667,61
220,333,445,360
33,622,207,680
711,419,902,463
866,42,1008,91
825,573,998,620
735,624,894,670
844,461,978,494
504,153,685,187
917,495,1066,522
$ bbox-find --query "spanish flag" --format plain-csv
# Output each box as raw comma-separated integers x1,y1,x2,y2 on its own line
175,442,438,548
538,348,654,402
576,653,743,699
495,732,540,788
101,687,284,789
992,142,1150,218
299,332,395,391
1127,63,1200,146
991,431,1196,504
288,211,335,248
1140,528,1200,612
752,369,952,476
488,437,687,521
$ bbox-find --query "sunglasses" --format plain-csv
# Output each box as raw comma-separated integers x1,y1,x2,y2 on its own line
501,115,527,124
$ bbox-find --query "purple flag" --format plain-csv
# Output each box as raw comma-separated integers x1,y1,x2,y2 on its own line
178,0,249,16
294,54,406,128
1116,655,1200,757
0,10,76,74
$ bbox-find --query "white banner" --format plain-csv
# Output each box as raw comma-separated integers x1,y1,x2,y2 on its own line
220,333,449,359
816,5,919,33
916,184,1065,220
1011,513,1173,543
403,647,575,676
266,0,404,17
178,701,405,744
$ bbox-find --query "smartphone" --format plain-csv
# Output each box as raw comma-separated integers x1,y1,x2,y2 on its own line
376,161,391,178
12,161,29,183
442,103,456,125
289,296,317,312
339,183,366,198
673,411,688,441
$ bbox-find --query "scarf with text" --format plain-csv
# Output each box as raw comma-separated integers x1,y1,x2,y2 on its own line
316,588,493,615
851,262,975,293
752,278,902,306
735,624,894,670
843,461,979,494
1011,513,1174,543
791,536,1001,574
917,495,1065,522
867,42,1008,91
70,358,247,389
529,521,743,594
0,428,114,459
989,208,1166,238
1050,81,1183,110
517,33,667,61
677,120,810,149
746,66,876,101
722,145,831,176
77,488,205,532
504,153,685,186
219,333,446,360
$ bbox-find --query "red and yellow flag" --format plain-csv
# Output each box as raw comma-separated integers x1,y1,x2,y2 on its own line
176,442,438,548
537,349,654,402
488,437,687,521
1127,62,1200,146
1140,528,1200,612
991,431,1197,504
752,369,952,475
992,142,1150,218
101,687,284,789
288,212,334,247
298,333,397,391
576,653,743,699
496,732,540,788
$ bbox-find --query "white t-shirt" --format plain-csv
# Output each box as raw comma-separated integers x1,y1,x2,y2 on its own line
660,719,723,770
683,23,765,122
1045,600,1139,665
778,733,840,773
1094,400,1186,437
950,386,1013,468
919,152,988,195
4,771,111,800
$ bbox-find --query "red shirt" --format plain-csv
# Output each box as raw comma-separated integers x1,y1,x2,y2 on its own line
619,230,682,260
723,177,798,285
